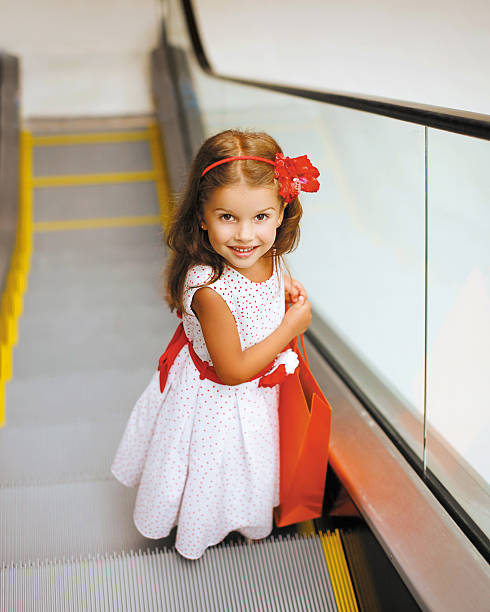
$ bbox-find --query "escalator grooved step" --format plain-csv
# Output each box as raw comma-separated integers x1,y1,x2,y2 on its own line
1,533,346,611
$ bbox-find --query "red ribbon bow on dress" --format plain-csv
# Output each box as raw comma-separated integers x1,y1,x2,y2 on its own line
258,363,289,387
158,322,296,392
274,153,320,203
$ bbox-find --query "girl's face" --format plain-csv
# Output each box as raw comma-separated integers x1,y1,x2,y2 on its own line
202,183,284,275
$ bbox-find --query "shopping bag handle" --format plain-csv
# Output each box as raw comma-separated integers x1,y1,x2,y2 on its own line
299,334,309,368
285,301,310,368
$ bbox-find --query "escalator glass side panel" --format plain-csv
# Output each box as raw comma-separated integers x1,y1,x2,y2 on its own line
426,127,490,541
167,0,490,552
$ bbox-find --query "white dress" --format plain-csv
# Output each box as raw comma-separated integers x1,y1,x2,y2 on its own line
111,262,286,559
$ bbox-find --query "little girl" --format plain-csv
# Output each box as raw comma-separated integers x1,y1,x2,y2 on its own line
111,129,320,559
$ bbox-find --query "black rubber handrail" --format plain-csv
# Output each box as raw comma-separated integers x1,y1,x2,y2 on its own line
181,0,490,141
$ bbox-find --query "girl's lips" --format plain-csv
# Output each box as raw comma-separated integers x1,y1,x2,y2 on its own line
228,246,258,258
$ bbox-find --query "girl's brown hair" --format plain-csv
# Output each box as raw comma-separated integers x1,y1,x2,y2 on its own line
165,129,302,313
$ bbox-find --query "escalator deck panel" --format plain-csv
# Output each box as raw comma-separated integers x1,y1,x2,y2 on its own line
1,532,347,611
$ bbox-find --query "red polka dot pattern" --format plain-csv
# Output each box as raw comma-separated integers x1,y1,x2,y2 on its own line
111,262,285,559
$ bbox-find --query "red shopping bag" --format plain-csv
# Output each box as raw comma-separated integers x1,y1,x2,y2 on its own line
274,335,332,527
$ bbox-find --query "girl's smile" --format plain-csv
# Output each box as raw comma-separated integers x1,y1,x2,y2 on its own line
202,183,284,277
228,246,259,258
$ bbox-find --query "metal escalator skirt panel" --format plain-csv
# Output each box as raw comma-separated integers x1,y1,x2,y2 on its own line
1,533,348,611
341,529,382,612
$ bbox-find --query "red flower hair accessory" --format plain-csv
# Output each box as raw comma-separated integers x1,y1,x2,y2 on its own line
200,153,320,203
274,153,320,203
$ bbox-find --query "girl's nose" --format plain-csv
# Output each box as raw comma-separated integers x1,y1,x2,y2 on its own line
235,221,254,242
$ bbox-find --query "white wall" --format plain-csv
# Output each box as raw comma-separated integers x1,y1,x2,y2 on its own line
194,0,490,116
2,0,488,117
0,0,163,117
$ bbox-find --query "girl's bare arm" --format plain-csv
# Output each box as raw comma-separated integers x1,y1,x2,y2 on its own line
192,287,311,385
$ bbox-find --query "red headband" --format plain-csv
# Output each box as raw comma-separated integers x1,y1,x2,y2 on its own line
200,153,320,203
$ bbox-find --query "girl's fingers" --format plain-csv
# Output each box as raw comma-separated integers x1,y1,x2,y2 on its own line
293,281,307,299
290,295,306,308
286,277,308,302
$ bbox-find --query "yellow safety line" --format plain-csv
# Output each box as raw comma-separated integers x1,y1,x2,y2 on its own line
333,529,359,611
32,170,157,188
332,530,358,611
32,130,153,146
321,531,345,610
148,124,173,231
320,530,359,612
1,124,172,422
297,520,315,536
33,216,161,233
0,131,33,427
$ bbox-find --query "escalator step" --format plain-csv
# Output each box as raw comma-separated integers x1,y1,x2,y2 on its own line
341,529,381,612
320,530,359,612
1,532,354,611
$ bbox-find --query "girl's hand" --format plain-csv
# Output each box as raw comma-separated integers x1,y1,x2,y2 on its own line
285,276,307,303
284,296,311,337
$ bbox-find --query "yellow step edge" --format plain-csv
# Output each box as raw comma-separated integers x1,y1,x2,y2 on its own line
148,125,173,231
320,530,359,612
32,129,153,146
331,529,359,612
33,215,161,233
0,130,33,426
320,531,346,610
0,341,11,378
332,530,359,611
32,170,157,188
297,520,315,536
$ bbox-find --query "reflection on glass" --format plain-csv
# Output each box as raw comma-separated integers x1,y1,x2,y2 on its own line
427,128,490,537
288,108,426,452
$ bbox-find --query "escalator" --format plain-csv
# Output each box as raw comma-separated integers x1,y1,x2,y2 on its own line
1,1,489,610
0,117,400,612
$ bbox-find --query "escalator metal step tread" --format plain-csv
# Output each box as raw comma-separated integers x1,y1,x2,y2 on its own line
320,530,359,612
0,532,359,611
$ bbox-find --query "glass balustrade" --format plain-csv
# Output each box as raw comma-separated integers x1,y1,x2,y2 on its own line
164,0,490,541
426,128,490,537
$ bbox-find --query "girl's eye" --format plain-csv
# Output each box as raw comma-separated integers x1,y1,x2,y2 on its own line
255,213,269,221
221,214,234,221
